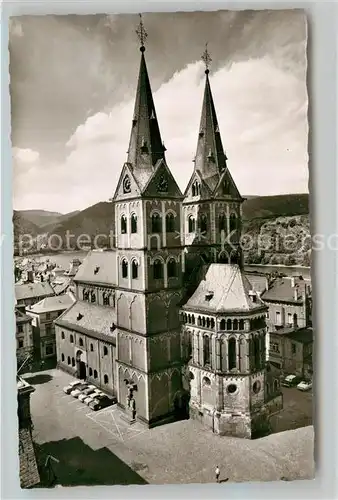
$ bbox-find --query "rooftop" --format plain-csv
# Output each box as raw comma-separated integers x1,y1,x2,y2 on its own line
15,307,32,324
26,293,75,314
245,273,268,295
74,250,117,286
55,300,117,344
15,281,55,301
183,264,266,314
272,327,313,344
19,427,40,489
261,276,308,304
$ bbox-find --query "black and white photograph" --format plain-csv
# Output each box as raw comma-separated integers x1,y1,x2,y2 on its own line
11,10,314,488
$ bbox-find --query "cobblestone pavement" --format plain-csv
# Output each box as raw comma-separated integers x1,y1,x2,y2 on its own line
26,369,315,486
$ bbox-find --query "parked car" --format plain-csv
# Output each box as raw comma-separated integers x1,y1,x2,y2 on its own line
84,390,105,405
281,374,303,387
89,395,117,411
78,385,97,402
70,383,89,398
63,380,82,395
297,380,312,391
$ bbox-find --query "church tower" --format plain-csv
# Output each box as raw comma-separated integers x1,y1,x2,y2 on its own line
113,16,187,427
182,45,244,287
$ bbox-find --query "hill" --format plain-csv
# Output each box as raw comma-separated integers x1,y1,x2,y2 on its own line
242,193,309,221
18,209,63,227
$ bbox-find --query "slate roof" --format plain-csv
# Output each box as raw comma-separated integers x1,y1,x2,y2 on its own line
15,282,55,302
15,307,32,324
51,276,72,295
261,277,307,304
56,300,117,344
272,327,313,344
27,293,75,314
74,250,117,286
183,264,266,314
245,273,268,295
19,427,40,489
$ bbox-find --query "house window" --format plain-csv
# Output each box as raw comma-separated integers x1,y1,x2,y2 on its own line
17,325,23,333
275,311,281,325
90,343,94,352
167,258,177,278
219,213,226,232
103,294,110,306
151,212,162,233
131,213,137,233
104,374,109,384
153,259,163,280
91,292,96,303
46,312,51,320
291,343,297,355
293,313,298,328
132,260,138,279
166,213,175,233
89,367,93,376
94,370,98,379
271,342,280,353
18,340,24,348
288,313,293,325
70,334,74,343
61,353,65,362
67,356,71,365
121,215,127,234
103,346,108,356
79,338,84,347
45,324,52,336
72,357,75,367
199,214,207,233
122,259,128,279
228,338,236,370
61,331,65,340
203,335,211,365
46,344,54,355
83,290,89,301
188,215,195,233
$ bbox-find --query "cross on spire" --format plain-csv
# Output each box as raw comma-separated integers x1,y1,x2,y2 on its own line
136,13,148,52
201,42,212,74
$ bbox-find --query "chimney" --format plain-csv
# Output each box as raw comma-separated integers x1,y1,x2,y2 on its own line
294,287,298,301
27,270,34,283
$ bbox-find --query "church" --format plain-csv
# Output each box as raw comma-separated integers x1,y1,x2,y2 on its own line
55,16,282,438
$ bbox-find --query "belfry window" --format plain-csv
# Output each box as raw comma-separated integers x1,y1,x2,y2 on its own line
167,258,177,278
203,335,211,366
153,259,163,280
121,215,127,234
132,260,138,279
131,213,137,234
188,215,195,233
166,213,175,233
228,338,236,370
151,212,162,233
122,259,128,279
219,213,226,232
199,214,208,233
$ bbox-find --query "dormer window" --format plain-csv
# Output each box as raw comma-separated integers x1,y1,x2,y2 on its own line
205,291,214,301
110,323,116,333
140,137,148,153
77,313,83,321
94,266,100,275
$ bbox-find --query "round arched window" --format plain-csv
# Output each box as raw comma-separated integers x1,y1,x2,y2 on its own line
189,371,195,380
227,383,237,394
202,376,211,386
253,380,261,394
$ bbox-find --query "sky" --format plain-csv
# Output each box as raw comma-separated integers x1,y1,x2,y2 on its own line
10,10,308,214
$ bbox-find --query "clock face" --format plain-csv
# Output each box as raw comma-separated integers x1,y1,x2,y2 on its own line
123,175,131,194
157,174,168,193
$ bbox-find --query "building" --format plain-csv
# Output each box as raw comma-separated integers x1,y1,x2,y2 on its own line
26,293,75,360
15,281,55,312
15,308,34,366
55,18,283,437
269,327,313,377
17,376,40,488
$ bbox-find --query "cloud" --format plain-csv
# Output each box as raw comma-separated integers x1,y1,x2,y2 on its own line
13,147,40,164
9,19,24,38
13,48,308,212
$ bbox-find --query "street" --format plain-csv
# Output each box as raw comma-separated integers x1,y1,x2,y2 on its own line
26,368,315,486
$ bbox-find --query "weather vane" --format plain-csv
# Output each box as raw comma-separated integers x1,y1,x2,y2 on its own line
136,13,148,50
201,42,212,73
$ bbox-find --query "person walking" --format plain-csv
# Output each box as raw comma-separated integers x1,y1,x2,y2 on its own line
215,465,220,483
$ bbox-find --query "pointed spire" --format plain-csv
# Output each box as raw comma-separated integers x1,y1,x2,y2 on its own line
194,44,228,179
127,14,166,172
